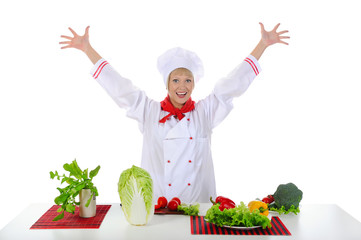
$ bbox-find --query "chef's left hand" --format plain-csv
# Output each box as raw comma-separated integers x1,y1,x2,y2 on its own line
259,22,290,47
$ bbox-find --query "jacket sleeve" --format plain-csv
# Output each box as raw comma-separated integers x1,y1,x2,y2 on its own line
200,55,261,129
90,59,149,131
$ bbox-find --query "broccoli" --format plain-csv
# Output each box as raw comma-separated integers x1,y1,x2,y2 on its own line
273,183,303,210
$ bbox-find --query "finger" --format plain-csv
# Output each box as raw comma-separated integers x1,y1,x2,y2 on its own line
60,35,73,40
279,36,290,39
60,45,72,49
259,22,265,32
68,27,78,37
272,23,281,32
85,26,90,35
279,40,289,45
59,41,72,45
277,30,289,35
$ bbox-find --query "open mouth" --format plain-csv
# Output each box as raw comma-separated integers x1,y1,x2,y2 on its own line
176,92,187,98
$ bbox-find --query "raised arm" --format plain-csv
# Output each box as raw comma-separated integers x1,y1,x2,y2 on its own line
251,23,290,60
59,26,102,64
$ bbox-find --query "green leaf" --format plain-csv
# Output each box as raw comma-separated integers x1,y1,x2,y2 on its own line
71,159,84,178
63,163,77,179
54,193,69,205
50,171,61,180
61,176,68,184
82,168,89,180
92,186,99,196
89,165,100,179
178,203,200,216
269,205,300,215
56,187,64,194
63,160,83,180
73,192,80,198
85,193,94,207
65,178,75,185
66,204,76,213
52,212,64,221
57,207,63,213
70,188,77,195
74,183,86,192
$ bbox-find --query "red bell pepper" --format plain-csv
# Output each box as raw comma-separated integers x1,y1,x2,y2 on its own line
210,196,236,211
214,196,235,206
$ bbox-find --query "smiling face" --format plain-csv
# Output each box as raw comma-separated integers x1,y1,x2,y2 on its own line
167,68,194,109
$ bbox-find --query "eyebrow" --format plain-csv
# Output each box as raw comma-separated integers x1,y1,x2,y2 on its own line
171,75,193,79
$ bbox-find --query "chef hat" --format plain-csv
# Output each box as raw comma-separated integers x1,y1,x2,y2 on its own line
157,47,204,87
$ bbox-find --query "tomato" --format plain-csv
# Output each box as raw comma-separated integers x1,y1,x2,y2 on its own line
171,197,181,205
158,196,168,208
267,195,274,202
167,200,179,211
262,197,272,204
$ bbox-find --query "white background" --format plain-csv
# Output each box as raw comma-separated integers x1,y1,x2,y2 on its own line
1,0,360,230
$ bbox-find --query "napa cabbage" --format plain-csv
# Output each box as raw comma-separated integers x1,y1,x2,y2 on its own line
118,165,154,225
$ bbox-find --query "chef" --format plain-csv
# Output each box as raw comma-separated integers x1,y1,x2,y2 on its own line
60,23,289,203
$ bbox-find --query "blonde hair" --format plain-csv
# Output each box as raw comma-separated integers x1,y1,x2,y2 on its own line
167,68,194,89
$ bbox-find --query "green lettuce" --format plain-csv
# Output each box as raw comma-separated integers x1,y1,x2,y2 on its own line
205,202,272,229
118,165,154,225
177,203,200,216
269,204,300,215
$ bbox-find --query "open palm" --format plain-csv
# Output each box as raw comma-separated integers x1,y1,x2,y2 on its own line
60,26,90,52
259,23,289,47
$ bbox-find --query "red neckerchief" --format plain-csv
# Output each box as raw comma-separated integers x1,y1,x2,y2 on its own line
159,95,195,123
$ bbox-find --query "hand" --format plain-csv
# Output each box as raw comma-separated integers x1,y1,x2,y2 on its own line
259,23,290,47
59,26,91,52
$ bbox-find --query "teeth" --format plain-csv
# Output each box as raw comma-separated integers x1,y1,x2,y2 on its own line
177,92,187,95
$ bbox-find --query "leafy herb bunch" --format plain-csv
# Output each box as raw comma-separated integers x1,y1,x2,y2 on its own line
50,159,100,221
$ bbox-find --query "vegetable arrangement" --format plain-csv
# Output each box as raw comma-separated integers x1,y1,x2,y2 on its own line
205,200,272,229
261,182,303,215
155,196,200,216
49,159,100,221
118,165,154,226
205,183,302,229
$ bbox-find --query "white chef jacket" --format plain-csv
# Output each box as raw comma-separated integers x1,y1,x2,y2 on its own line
90,55,261,203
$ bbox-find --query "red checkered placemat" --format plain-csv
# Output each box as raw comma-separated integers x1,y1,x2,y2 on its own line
191,216,291,236
30,205,111,229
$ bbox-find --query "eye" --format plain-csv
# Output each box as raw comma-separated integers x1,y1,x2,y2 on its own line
172,79,179,83
186,79,192,83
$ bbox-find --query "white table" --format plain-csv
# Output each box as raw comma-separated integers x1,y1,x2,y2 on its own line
1,203,361,240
